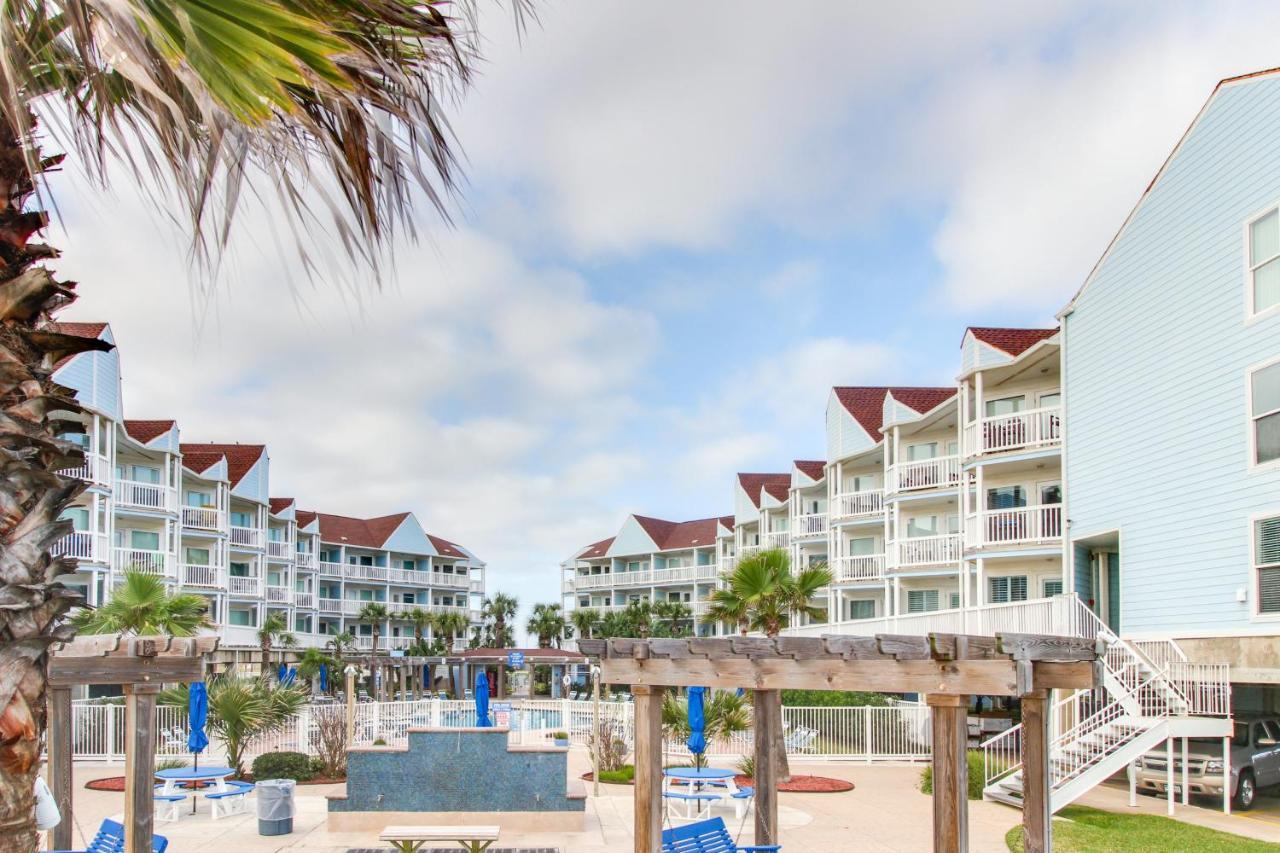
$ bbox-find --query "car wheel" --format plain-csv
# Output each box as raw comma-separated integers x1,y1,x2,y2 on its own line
1235,770,1256,811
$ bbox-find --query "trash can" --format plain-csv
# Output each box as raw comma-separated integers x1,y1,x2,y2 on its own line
256,778,295,836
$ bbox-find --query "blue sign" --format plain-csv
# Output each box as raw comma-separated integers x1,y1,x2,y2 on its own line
507,651,525,668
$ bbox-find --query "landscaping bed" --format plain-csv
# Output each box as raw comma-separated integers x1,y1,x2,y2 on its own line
1005,805,1278,852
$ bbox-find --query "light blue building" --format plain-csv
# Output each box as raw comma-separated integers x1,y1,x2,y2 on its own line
1061,69,1280,685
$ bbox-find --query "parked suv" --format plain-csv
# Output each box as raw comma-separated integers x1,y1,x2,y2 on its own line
1135,716,1280,810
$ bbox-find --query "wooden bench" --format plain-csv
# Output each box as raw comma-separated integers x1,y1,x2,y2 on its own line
378,824,500,853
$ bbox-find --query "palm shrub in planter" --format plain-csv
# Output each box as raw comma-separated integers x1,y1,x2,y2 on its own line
252,751,314,782
552,731,570,747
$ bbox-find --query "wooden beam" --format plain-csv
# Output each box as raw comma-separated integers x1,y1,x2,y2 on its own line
47,687,73,852
52,633,121,656
997,633,1096,661
753,689,780,848
928,694,969,853
49,655,204,687
1021,691,1052,853
633,685,663,853
123,684,160,853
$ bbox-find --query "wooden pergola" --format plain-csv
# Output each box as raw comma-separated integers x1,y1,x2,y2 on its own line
46,634,220,853
579,632,1102,853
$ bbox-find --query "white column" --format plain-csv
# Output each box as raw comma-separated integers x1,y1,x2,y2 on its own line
1166,738,1174,816
1182,738,1190,806
1128,762,1137,807
1223,736,1232,815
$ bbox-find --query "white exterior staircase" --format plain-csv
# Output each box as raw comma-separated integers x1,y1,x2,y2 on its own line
980,603,1231,812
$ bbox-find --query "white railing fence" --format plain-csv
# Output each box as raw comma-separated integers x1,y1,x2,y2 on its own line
70,698,931,765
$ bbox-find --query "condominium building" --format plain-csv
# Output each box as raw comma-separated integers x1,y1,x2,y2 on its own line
51,321,486,665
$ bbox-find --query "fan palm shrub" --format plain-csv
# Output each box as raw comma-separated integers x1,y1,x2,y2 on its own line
161,676,307,778
71,570,211,636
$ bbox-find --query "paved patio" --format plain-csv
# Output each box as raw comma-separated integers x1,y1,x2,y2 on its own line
55,753,1028,852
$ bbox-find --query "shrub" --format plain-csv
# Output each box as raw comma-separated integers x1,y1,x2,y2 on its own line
781,690,890,707
588,717,629,773
597,764,635,784
311,705,348,778
309,756,326,775
919,750,986,801
373,736,387,746
551,731,569,740
737,755,754,779
156,758,188,771
251,751,314,782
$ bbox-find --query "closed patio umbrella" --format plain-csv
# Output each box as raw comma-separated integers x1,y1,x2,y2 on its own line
187,682,209,814
319,663,328,693
475,671,492,728
686,687,707,770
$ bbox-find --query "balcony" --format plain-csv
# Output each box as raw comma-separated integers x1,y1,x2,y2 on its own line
344,563,388,582
317,597,349,615
891,533,961,569
227,574,263,597
888,456,960,493
294,591,316,610
792,513,829,539
319,561,344,577
762,530,790,550
355,636,414,651
112,548,170,577
834,554,886,583
229,526,262,548
966,505,1062,548
116,479,174,512
58,453,110,486
429,571,470,588
469,579,484,594
180,563,223,588
53,531,107,563
181,506,222,531
295,551,317,570
831,490,884,521
266,540,293,561
265,585,293,605
964,405,1062,458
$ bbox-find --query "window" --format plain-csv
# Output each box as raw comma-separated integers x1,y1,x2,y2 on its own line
1256,515,1280,614
1044,579,1064,597
402,559,416,571
907,590,939,613
129,530,159,551
906,516,937,538
989,576,1028,604
848,600,875,620
1038,392,1061,410
985,395,1025,417
1252,361,1280,465
848,537,876,556
229,561,250,577
949,593,961,609
185,490,213,508
60,507,90,531
908,442,938,461
852,474,876,492
228,609,252,627
987,486,1027,510
268,527,283,542
129,465,161,484
1249,208,1280,316
230,510,253,527
627,560,643,572
185,548,210,566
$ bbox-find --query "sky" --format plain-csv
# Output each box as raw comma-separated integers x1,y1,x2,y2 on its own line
48,0,1280,642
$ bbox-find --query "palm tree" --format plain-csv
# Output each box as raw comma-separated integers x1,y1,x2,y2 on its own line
624,599,656,638
357,602,389,655
652,601,693,638
326,631,355,660
483,593,519,647
71,570,211,636
526,603,567,648
161,676,307,778
704,548,833,781
296,647,335,696
257,612,294,678
0,1,520,841
569,608,599,642
408,607,435,647
434,610,469,653
705,586,752,636
662,690,751,770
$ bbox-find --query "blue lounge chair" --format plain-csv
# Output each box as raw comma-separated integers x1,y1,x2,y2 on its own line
47,817,169,853
661,816,780,852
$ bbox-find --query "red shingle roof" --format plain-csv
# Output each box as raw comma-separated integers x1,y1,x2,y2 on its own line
269,497,295,515
124,420,175,444
634,516,723,550
180,443,266,487
794,460,825,481
427,534,467,559
296,510,317,529
833,387,955,439
968,327,1058,357
312,511,412,548
180,449,225,477
580,537,614,559
49,322,110,369
736,473,791,509
718,515,735,532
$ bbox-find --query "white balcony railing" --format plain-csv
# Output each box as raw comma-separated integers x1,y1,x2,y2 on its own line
265,585,292,604
116,479,173,512
891,533,961,568
318,597,346,615
112,548,170,576
792,513,829,538
58,454,110,486
52,531,100,562
266,540,292,560
964,405,1063,457
570,564,719,591
345,563,388,582
319,561,344,576
429,571,470,588
888,455,960,493
469,579,484,594
179,563,223,588
294,591,316,610
227,575,263,597
762,530,790,550
834,554,886,583
786,594,1091,640
180,506,222,531
831,490,884,521
966,505,1063,547
295,551,317,570
229,526,262,548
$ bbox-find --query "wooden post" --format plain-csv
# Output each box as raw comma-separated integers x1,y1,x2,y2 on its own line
399,664,408,702
927,694,969,853
591,664,601,798
753,689,780,848
632,685,663,853
497,663,507,699
123,683,160,853
1021,690,1052,853
345,666,357,743
47,686,74,852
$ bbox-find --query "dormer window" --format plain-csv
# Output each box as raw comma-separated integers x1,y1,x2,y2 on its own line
1249,208,1280,317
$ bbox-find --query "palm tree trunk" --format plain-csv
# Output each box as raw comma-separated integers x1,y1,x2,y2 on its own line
0,113,108,849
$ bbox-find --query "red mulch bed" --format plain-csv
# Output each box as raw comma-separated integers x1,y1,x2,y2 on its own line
579,771,852,793
86,775,345,791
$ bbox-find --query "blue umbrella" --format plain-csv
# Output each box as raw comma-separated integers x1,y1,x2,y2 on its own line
277,663,287,683
686,687,707,769
187,683,209,813
475,671,492,728
319,663,329,693
286,667,298,686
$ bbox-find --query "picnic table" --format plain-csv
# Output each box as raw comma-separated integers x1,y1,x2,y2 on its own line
379,824,500,853
662,766,746,820
154,766,235,796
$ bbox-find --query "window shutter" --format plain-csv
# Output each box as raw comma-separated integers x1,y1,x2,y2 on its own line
1011,576,1028,602
1044,579,1064,597
1260,567,1280,614
989,577,1008,603
1258,516,1280,567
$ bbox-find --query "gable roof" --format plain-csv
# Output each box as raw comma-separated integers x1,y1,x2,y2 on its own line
967,327,1058,357
426,534,467,559
834,387,955,439
633,515,723,550
180,443,265,486
312,511,413,548
580,537,614,559
180,448,225,477
49,322,110,369
269,497,295,515
736,473,791,508
296,510,317,528
718,515,735,533
794,460,826,481
124,420,176,444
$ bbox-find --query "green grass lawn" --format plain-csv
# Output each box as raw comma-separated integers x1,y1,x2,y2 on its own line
1005,805,1280,851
